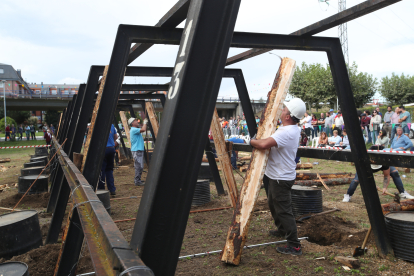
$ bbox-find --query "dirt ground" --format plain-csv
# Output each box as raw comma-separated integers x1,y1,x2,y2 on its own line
1,148,414,275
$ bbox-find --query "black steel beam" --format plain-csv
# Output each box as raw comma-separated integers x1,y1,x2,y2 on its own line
113,114,129,160
129,0,241,274
127,0,190,64
205,138,226,195
120,84,169,91
223,142,414,168
225,0,401,65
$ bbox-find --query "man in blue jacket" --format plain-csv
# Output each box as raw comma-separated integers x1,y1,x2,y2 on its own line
99,124,118,195
128,117,147,186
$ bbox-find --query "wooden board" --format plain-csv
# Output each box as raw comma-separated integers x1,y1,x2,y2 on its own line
210,108,238,207
56,112,63,137
145,102,159,138
81,65,108,172
120,111,131,146
221,58,296,265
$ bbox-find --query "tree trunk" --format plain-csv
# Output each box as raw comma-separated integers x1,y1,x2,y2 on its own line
221,58,296,265
381,199,414,214
296,163,313,169
294,177,353,186
296,172,353,180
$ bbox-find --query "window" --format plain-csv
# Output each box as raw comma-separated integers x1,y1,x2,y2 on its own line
0,69,4,74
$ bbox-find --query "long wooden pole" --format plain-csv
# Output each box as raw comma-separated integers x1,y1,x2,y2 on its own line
81,65,109,171
119,111,131,146
221,58,296,265
145,102,159,138
210,108,238,207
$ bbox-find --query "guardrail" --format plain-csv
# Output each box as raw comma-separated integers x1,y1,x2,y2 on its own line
51,137,153,275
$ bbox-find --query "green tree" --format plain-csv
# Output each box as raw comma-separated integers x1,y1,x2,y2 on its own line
0,117,17,132
348,63,377,108
379,73,414,105
290,62,377,109
45,110,61,127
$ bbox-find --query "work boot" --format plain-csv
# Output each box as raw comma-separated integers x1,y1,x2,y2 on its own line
276,245,302,256
110,191,116,196
342,194,351,202
400,191,414,199
269,230,286,238
135,181,145,186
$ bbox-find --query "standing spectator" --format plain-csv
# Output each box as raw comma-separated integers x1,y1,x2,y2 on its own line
18,124,23,140
324,112,333,137
30,125,36,140
361,112,371,143
128,117,147,186
11,124,16,140
383,106,394,140
334,111,344,136
303,112,312,138
228,117,234,136
330,109,336,117
118,121,123,131
329,130,342,147
311,114,318,139
44,130,52,146
236,115,242,135
255,116,260,128
390,107,400,145
50,124,55,135
98,124,118,195
5,124,10,141
241,115,248,136
376,107,383,117
370,110,381,144
318,113,325,133
42,123,47,134
221,117,229,136
398,105,411,137
25,125,30,140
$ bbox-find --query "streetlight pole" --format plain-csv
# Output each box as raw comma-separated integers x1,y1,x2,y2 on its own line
2,81,5,128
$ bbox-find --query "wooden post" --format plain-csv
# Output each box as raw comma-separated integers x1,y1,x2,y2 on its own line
145,102,159,138
119,111,131,146
56,112,63,137
317,173,330,191
221,58,296,265
81,65,108,172
210,108,238,207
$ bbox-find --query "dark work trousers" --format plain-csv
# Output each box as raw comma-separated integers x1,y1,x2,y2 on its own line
99,147,116,193
347,166,404,196
231,150,237,169
31,132,36,140
265,175,300,248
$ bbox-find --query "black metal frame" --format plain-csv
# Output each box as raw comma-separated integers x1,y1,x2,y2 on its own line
47,0,407,274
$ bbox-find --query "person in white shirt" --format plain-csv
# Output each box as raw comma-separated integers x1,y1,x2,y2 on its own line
303,112,312,139
250,98,306,256
334,111,344,136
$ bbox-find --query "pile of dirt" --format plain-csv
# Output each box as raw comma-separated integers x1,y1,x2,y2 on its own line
297,214,367,246
0,192,50,209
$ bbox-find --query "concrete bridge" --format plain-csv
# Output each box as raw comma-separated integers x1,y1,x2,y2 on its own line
4,95,266,117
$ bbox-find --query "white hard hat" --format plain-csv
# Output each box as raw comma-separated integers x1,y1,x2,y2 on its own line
128,117,136,126
284,98,306,120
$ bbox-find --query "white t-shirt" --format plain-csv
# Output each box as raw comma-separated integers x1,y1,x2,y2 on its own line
304,116,312,128
265,125,300,181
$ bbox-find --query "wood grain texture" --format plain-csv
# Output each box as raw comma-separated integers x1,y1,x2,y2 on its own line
81,65,108,172
210,108,238,207
119,111,131,146
221,58,296,265
145,102,159,138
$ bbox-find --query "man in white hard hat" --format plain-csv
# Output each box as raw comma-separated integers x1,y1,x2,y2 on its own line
250,98,306,256
128,117,148,186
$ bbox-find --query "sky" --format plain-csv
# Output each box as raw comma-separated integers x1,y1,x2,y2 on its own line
1,0,413,102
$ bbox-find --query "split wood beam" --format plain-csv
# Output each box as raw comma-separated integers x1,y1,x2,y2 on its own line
81,65,109,172
221,58,296,265
56,112,63,138
381,199,414,214
120,111,131,146
295,177,353,187
210,108,238,208
295,172,353,180
145,102,159,138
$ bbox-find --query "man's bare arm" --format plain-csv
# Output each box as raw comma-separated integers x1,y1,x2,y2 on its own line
140,123,147,133
250,137,277,150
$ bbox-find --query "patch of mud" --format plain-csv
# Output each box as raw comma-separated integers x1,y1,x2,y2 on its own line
297,214,367,246
0,192,50,209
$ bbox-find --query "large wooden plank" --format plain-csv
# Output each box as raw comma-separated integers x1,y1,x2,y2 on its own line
119,111,131,146
145,102,159,138
81,65,108,172
221,58,296,265
210,108,238,207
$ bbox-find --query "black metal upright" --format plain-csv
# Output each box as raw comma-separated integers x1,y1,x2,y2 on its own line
130,1,241,274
